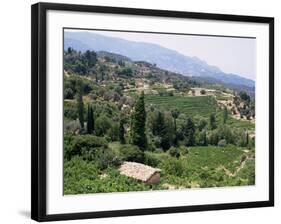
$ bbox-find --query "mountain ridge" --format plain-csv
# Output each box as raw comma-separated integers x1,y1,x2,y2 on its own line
64,31,255,88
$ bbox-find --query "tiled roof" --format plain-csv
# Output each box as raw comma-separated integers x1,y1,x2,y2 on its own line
119,161,161,182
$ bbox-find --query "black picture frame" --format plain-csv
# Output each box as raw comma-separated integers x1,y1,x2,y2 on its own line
31,2,274,222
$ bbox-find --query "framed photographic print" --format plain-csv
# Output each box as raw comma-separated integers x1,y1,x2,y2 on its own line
31,2,274,222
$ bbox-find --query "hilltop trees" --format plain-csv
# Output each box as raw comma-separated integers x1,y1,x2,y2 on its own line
131,91,147,149
239,91,250,103
84,50,97,68
64,48,97,76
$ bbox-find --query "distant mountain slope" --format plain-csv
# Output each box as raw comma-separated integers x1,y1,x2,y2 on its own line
64,31,255,88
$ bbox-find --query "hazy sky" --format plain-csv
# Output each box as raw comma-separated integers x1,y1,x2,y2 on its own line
76,30,256,81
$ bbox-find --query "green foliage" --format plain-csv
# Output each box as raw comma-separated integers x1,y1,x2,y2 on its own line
64,48,97,76
160,157,184,176
200,89,206,95
63,46,256,194
73,135,108,152
179,146,190,156
87,105,94,134
218,139,227,147
119,144,144,163
208,130,219,145
64,157,153,194
95,115,112,136
64,88,74,99
64,100,78,120
239,91,250,103
84,50,97,67
145,95,217,118
237,130,249,147
64,135,108,160
209,113,217,130
217,125,234,144
76,79,84,128
117,67,133,77
119,118,126,144
223,106,228,124
198,130,207,146
92,147,121,170
198,118,208,131
171,109,180,142
168,147,181,158
131,92,147,149
182,117,196,146
151,111,173,150
107,122,119,141
143,151,161,167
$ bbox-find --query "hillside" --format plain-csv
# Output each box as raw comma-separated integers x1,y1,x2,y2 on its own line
64,31,255,89
63,48,255,194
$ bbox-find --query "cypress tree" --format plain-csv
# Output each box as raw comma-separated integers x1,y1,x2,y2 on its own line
119,118,126,144
87,105,94,134
171,109,180,133
223,106,228,124
76,79,84,128
91,106,95,132
131,91,147,149
171,109,180,144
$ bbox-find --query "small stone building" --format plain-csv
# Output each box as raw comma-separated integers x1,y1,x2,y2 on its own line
119,162,161,185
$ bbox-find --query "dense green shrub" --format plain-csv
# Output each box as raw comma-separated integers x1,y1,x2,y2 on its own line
119,144,144,163
64,134,75,160
200,89,206,95
198,130,207,146
117,67,133,77
93,148,121,170
65,135,108,160
167,147,180,158
95,115,112,136
217,125,234,144
144,152,161,167
179,146,189,156
64,120,81,134
160,158,184,176
208,130,219,145
64,101,78,120
73,135,108,150
107,122,119,141
64,88,74,99
218,139,227,147
198,118,208,131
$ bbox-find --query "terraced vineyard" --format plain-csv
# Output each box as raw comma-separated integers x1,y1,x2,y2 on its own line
145,95,217,118
145,94,254,130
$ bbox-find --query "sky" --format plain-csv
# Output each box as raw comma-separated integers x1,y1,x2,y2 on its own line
75,30,257,81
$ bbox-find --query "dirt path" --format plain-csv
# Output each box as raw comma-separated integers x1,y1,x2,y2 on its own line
218,156,248,177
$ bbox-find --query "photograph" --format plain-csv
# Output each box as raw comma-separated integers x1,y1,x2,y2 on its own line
63,29,256,195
